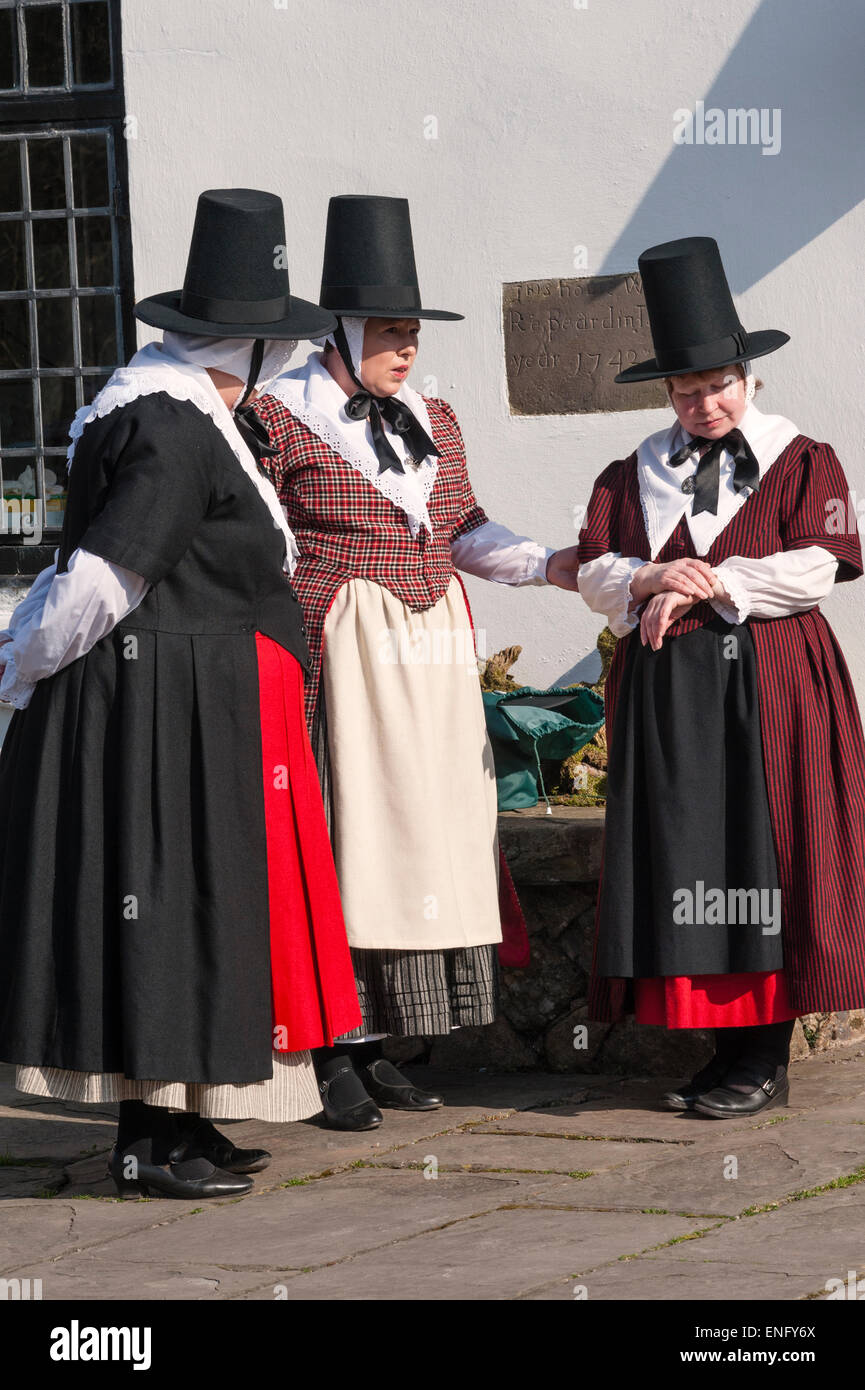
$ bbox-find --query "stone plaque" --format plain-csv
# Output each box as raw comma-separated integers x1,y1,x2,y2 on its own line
503,273,667,415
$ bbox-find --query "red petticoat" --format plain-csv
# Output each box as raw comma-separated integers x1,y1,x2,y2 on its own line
256,633,360,1050
634,971,799,1028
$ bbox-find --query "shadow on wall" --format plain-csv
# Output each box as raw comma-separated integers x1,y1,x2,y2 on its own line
557,653,602,687
602,0,865,287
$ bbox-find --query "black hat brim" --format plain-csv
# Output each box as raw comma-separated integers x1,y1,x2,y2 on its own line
325,305,463,321
614,329,789,384
134,290,337,340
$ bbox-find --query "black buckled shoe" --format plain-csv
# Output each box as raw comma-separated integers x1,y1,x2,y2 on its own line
693,1069,789,1119
660,1057,730,1112
361,1058,443,1111
176,1118,272,1175
318,1066,383,1131
108,1145,254,1199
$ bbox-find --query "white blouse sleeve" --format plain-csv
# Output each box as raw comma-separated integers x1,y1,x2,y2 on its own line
710,546,839,623
450,519,555,586
0,548,151,709
0,558,59,647
577,552,646,637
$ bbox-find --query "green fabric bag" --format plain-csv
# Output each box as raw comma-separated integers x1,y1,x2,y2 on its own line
482,685,606,811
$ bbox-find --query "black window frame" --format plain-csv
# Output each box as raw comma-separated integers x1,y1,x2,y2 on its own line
0,0,135,569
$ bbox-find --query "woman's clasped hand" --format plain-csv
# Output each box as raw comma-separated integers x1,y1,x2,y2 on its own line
629,557,726,650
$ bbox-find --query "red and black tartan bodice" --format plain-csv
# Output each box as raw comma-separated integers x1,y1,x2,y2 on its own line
255,392,488,725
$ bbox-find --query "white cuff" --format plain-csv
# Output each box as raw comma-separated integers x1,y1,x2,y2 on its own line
528,547,556,584
0,556,59,646
577,553,645,636
710,566,752,624
0,651,37,709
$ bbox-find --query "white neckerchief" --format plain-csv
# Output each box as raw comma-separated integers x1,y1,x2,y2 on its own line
66,341,300,574
265,351,439,538
636,400,800,558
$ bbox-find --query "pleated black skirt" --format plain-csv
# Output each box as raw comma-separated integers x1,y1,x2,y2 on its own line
0,628,275,1083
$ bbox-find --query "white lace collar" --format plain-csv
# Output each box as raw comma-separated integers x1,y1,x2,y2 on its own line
66,342,299,574
636,401,800,558
264,352,439,538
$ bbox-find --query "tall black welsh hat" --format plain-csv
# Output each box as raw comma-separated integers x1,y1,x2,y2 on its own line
319,195,463,321
615,236,788,383
135,188,336,340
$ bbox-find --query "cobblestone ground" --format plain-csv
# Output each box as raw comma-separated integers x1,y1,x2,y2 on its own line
2,1045,864,1301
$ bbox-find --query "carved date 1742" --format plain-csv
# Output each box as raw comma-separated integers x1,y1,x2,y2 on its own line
503,273,667,415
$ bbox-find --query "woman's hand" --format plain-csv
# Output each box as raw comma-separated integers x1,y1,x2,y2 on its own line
545,545,580,591
640,590,698,651
630,558,720,607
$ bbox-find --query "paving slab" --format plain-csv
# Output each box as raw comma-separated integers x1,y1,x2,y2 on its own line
474,1051,865,1145
0,1114,114,1164
520,1258,807,1301
790,1097,865,1127
240,1107,524,1187
0,1197,211,1275
0,1166,68,1200
6,1169,577,1294
624,1185,865,1289
472,1103,702,1144
776,1056,865,1110
547,1118,865,1217
50,1075,610,1199
57,1116,485,1199
369,1131,652,1177
476,1090,769,1142
4,1253,301,1301
393,1070,602,1109
240,1206,708,1300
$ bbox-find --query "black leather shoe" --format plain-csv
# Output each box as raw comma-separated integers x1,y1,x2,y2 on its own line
176,1118,272,1175
693,1072,789,1119
318,1067,383,1131
108,1146,254,1199
361,1058,443,1111
660,1058,730,1112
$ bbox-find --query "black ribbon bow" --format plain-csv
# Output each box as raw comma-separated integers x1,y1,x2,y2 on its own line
234,402,276,469
335,320,439,476
669,426,760,516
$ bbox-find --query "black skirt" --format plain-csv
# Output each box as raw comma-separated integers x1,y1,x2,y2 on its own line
0,628,275,1084
596,617,783,979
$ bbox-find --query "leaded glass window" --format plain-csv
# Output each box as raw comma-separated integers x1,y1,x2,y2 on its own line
0,0,133,554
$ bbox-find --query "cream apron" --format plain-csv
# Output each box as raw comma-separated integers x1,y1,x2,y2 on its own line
322,575,502,952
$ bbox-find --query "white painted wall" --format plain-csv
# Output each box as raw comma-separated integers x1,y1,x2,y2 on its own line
119,0,865,699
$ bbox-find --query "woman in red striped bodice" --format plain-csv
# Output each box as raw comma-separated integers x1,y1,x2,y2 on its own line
578,236,865,1117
